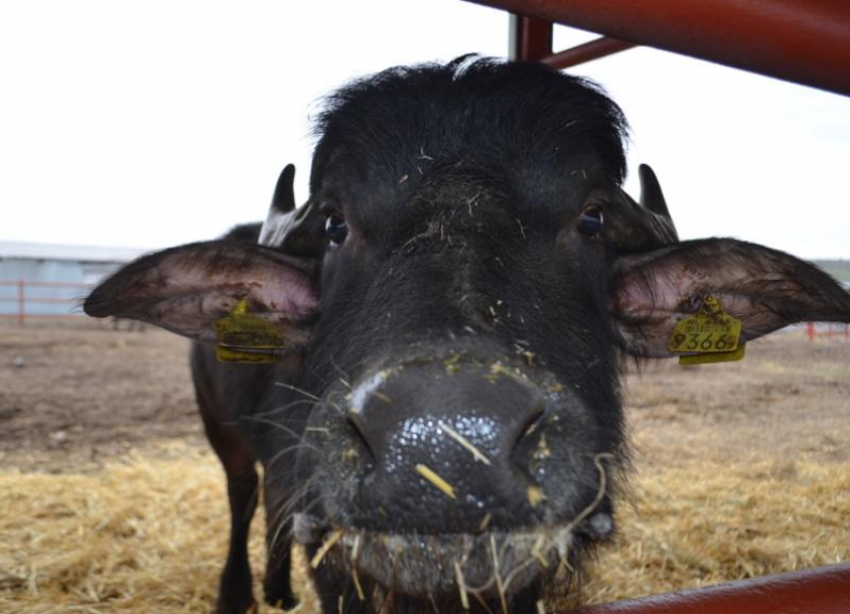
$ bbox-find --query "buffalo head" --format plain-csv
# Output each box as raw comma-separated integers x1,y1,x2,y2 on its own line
84,57,850,614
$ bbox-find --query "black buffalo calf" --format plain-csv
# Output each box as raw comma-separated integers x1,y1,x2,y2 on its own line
85,57,850,614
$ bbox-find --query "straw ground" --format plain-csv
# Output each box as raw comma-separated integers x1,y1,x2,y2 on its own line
1,324,848,612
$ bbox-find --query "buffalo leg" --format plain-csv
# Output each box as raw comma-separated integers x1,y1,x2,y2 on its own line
262,481,298,609
218,461,259,614
311,563,376,614
199,407,259,614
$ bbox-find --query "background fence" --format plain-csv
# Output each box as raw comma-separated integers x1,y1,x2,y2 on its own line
806,322,850,340
2,278,849,338
0,279,90,324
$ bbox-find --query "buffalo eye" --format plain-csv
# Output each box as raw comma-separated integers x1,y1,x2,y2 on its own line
577,205,604,237
325,213,348,245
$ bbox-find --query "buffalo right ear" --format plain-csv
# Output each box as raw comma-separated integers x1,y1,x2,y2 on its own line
610,238,850,358
84,240,319,348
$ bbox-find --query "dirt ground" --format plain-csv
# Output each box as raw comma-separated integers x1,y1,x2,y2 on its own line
0,322,204,472
2,321,848,472
1,321,848,612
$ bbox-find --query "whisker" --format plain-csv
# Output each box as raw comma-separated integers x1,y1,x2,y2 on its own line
265,443,314,474
267,481,317,530
490,534,509,614
269,380,344,415
268,514,305,558
255,398,318,418
351,533,362,563
274,504,330,552
454,561,470,610
268,511,293,559
242,416,320,452
505,452,614,592
352,567,366,601
377,586,395,614
464,572,497,594
471,592,495,614
274,381,325,403
266,483,323,554
502,555,537,594
428,590,440,614
562,453,613,534
329,355,353,390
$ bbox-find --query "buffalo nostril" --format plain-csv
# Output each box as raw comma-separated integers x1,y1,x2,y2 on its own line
345,413,377,469
515,408,546,447
511,407,546,473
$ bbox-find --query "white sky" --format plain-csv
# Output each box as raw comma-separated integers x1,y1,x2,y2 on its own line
2,0,849,258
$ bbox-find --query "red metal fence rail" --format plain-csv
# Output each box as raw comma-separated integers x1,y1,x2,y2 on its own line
0,279,90,325
566,562,850,614
467,0,850,96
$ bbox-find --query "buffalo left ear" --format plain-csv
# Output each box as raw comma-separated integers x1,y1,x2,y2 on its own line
84,240,319,347
610,238,850,358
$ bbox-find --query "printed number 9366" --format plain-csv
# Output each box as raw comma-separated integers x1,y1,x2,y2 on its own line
671,332,737,353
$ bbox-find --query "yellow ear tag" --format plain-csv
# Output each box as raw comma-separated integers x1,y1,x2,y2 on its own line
213,298,285,363
668,296,745,365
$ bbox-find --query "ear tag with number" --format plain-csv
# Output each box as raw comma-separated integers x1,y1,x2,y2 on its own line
214,298,285,363
668,296,745,365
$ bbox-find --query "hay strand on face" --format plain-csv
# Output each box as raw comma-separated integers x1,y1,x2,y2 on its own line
416,464,457,499
478,512,493,533
531,535,549,569
310,528,345,569
351,533,362,563
439,421,491,465
490,534,509,614
527,485,547,508
352,567,365,601
454,561,470,610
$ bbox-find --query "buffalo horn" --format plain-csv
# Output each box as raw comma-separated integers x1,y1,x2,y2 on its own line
271,163,297,213
605,163,679,250
259,163,327,259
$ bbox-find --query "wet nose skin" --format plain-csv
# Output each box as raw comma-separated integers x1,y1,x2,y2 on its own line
346,361,546,533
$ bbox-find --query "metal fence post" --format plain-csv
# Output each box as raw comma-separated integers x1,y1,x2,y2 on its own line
17,279,25,326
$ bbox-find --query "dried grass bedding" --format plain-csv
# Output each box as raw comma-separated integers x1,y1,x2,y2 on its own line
2,443,847,614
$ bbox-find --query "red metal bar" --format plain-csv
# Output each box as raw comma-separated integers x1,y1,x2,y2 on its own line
16,297,80,305
541,37,635,69
807,322,816,341
0,279,90,288
0,297,82,304
466,0,850,96
0,313,85,320
510,13,553,61
564,563,850,614
17,279,25,326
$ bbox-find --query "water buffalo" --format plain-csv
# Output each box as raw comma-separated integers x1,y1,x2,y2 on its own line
84,57,850,614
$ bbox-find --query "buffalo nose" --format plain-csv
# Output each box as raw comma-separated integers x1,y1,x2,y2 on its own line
345,360,545,532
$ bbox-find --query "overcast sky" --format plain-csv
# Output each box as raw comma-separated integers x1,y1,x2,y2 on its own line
2,0,849,258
